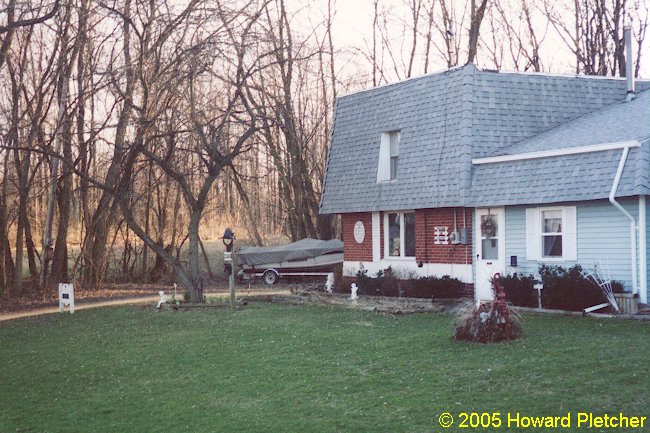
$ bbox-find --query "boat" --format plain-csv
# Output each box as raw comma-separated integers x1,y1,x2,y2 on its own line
237,238,343,285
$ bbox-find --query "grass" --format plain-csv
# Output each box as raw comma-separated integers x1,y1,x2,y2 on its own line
0,304,649,432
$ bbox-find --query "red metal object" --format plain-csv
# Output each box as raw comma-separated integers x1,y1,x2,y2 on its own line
492,273,511,340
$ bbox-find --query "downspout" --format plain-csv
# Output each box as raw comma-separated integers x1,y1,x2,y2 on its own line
639,196,647,304
609,145,638,294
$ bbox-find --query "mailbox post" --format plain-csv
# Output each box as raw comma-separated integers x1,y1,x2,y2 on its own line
222,228,236,309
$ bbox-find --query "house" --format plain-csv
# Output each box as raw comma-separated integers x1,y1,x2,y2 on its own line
319,62,650,305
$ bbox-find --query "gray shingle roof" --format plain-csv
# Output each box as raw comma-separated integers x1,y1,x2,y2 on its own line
469,89,650,206
320,64,650,214
319,65,474,214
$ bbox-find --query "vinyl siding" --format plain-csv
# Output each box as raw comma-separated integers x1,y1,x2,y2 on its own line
505,198,638,291
646,196,650,303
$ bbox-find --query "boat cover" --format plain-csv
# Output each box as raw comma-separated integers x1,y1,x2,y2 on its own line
237,238,343,266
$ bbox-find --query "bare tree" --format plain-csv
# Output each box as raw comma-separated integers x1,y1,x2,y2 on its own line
0,0,60,71
467,0,489,64
543,0,645,76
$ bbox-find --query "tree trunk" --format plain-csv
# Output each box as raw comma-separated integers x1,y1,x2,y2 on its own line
82,0,133,288
186,211,203,302
0,157,9,293
467,0,489,64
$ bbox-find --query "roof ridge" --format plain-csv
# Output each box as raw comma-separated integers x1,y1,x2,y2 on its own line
337,63,475,99
476,68,650,82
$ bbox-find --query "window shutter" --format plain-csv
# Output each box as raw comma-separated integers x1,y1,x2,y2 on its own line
376,133,391,182
526,208,540,261
563,206,577,261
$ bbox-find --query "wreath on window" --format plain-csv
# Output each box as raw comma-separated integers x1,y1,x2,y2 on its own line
481,214,497,238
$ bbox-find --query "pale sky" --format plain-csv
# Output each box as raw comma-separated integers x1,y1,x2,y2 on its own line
301,0,650,82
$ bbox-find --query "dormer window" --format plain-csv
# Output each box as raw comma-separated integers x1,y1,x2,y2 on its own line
377,130,401,182
389,131,400,180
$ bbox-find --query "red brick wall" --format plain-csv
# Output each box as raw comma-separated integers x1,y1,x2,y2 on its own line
414,207,473,265
341,208,473,265
341,213,373,262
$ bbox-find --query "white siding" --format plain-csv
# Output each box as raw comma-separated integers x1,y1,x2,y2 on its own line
505,198,638,291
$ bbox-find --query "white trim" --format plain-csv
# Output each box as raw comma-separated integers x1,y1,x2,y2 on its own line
472,141,641,165
525,205,577,262
475,208,506,301
371,212,381,262
343,260,473,283
639,196,647,304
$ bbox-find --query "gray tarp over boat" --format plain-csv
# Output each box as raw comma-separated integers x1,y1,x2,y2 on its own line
237,238,343,266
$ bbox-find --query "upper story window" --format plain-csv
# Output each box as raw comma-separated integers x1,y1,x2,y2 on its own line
377,130,401,182
389,131,400,180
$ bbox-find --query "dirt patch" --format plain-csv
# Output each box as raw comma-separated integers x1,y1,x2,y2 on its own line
0,284,165,314
247,288,451,315
0,282,297,315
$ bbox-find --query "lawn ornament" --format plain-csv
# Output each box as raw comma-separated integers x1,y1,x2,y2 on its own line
350,283,359,300
492,273,510,340
58,283,75,314
581,262,620,314
325,273,334,293
157,291,168,309
454,274,522,343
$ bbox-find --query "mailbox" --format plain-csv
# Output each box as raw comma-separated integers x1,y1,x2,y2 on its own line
58,283,75,314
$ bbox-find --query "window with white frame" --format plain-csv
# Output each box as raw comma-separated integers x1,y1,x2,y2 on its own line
377,131,401,182
526,206,576,261
384,212,415,258
541,210,562,257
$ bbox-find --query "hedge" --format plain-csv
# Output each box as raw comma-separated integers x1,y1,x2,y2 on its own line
355,266,465,298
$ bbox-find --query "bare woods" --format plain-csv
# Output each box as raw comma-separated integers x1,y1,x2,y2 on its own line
0,0,646,301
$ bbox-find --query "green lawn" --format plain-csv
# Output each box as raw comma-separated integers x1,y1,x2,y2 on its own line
0,304,649,433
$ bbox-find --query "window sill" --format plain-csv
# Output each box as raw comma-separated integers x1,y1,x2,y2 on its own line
381,257,416,262
538,257,570,263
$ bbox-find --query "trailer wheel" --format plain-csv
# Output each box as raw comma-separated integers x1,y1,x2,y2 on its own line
262,270,279,285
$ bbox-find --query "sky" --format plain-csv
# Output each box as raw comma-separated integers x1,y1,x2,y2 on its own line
300,0,650,82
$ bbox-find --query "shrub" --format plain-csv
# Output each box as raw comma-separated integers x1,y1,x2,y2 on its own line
453,300,523,343
355,267,465,298
499,274,538,307
354,266,399,296
408,275,465,298
539,264,606,311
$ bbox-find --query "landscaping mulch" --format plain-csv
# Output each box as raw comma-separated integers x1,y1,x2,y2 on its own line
248,289,450,315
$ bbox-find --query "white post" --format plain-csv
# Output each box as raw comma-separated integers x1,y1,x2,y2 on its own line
534,283,543,309
229,251,236,309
